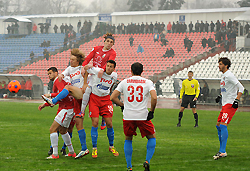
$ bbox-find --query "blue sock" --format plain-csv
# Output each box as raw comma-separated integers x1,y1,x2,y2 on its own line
124,140,133,169
216,125,222,152
62,132,72,150
91,127,98,148
220,124,228,153
78,129,87,151
146,138,156,164
107,127,114,147
52,89,69,104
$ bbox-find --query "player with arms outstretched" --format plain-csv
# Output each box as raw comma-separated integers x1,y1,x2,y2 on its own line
111,62,157,171
84,60,119,158
213,57,244,160
39,67,76,159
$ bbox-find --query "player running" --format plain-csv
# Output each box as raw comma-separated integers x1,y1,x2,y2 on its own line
213,57,244,160
110,62,157,171
84,60,119,158
38,67,76,159
42,49,90,159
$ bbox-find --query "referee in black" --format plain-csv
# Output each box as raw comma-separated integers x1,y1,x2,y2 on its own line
177,71,200,127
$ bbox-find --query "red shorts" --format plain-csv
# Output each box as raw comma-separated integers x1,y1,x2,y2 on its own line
217,103,237,124
89,93,113,118
123,120,155,138
74,98,82,116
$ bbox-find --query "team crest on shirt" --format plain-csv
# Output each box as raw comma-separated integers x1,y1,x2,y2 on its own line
191,84,194,88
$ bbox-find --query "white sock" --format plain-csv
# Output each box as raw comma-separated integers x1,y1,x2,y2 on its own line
81,86,91,112
61,132,74,153
50,132,58,156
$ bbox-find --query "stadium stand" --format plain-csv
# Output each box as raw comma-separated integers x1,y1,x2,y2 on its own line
159,51,249,99
8,32,216,85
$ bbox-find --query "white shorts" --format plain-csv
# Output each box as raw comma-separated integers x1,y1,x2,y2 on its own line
54,108,74,128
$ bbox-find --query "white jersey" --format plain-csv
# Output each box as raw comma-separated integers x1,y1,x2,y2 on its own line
87,67,117,97
220,70,240,106
62,66,83,88
116,76,155,120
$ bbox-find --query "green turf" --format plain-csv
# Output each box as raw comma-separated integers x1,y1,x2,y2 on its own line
0,102,249,171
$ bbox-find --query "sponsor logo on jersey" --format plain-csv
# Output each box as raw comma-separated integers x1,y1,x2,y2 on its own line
100,78,113,84
70,71,81,78
102,54,106,58
221,88,226,92
97,83,109,90
222,112,228,120
191,84,194,88
71,79,80,85
220,81,225,86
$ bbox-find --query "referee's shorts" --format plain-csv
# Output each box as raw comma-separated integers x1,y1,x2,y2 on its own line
181,95,196,108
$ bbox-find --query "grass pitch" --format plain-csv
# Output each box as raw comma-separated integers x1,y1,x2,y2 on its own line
0,101,249,171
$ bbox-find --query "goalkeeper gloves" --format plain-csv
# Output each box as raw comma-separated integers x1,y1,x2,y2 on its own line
147,111,154,121
120,106,124,112
232,99,239,109
215,94,222,103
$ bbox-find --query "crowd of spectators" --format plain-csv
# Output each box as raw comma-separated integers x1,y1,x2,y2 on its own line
6,22,19,34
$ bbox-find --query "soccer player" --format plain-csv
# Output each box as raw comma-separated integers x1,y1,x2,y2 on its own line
80,32,117,130
38,67,76,159
213,57,244,160
84,60,119,158
42,49,89,159
177,71,200,127
110,62,157,171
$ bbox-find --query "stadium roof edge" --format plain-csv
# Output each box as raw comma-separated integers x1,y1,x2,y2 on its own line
111,7,250,16
0,13,99,20
234,10,250,21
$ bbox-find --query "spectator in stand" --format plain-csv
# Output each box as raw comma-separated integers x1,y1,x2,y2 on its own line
19,80,26,97
195,20,200,32
45,23,50,34
129,36,134,47
27,23,32,35
25,78,33,99
167,22,172,33
11,23,14,34
149,22,154,33
200,21,204,32
208,36,214,48
121,23,126,34
30,51,35,64
53,24,58,33
186,40,193,53
201,37,207,48
215,30,222,44
14,22,19,34
88,20,92,32
60,23,64,33
145,22,149,33
169,48,175,57
43,49,50,61
160,30,168,46
176,21,180,33
221,20,226,30
245,22,249,34
228,19,232,30
201,84,209,103
69,24,73,31
184,35,189,49
163,48,170,58
210,21,215,32
153,33,159,42
189,21,193,33
141,22,145,33
40,40,47,47
183,22,187,33
40,23,44,34
117,23,121,34
64,23,69,33
137,44,144,53
77,20,81,33
204,21,209,32
7,25,11,34
172,22,176,33
33,23,37,34
63,35,68,50
216,20,221,32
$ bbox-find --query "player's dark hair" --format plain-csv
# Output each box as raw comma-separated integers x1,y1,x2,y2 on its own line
188,71,193,74
218,57,231,69
47,67,58,73
131,62,143,75
104,32,115,44
107,60,116,68
71,48,85,65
